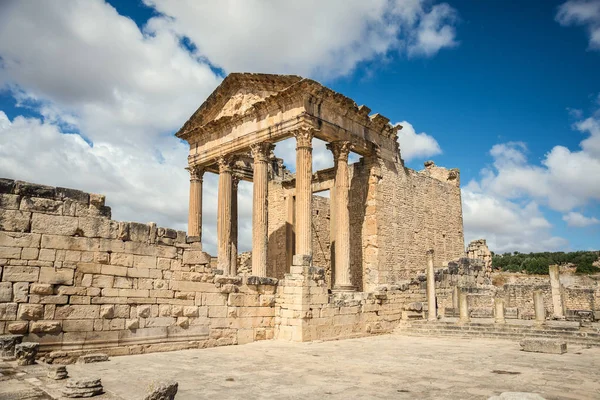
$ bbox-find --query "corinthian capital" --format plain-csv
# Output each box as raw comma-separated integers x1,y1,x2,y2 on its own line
217,155,235,174
250,142,274,163
186,165,205,182
327,141,352,162
293,127,314,149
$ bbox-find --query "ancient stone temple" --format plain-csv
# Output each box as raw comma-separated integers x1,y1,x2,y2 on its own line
177,73,465,292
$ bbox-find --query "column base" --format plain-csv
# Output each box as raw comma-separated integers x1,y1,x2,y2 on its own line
333,284,356,292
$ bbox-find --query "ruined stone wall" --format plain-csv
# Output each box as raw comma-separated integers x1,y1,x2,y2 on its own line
311,195,331,286
0,179,276,360
371,159,465,289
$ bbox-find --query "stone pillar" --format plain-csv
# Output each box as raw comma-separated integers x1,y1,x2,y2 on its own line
494,298,505,324
452,286,459,310
549,265,564,319
251,143,272,277
294,128,313,258
426,249,437,321
458,290,470,323
328,141,353,291
533,290,545,324
187,165,204,238
230,175,240,276
217,156,233,274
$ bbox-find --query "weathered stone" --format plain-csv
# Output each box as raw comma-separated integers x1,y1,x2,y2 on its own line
31,213,78,235
0,303,18,321
48,365,69,380
20,196,63,214
0,282,12,302
77,353,109,364
7,321,28,334
30,283,54,295
220,284,239,294
39,266,74,285
0,193,20,209
0,209,31,232
56,187,90,204
15,342,39,365
62,378,104,398
0,178,15,194
100,305,115,319
246,276,278,286
13,281,29,302
144,380,178,400
18,304,44,320
182,250,211,265
14,181,55,198
2,266,39,282
0,334,23,357
30,320,62,334
520,339,566,354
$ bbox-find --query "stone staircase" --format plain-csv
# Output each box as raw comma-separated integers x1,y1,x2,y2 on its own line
395,317,600,347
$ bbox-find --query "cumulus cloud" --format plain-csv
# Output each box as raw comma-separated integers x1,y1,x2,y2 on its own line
396,121,442,161
556,0,600,49
144,0,459,77
562,211,600,227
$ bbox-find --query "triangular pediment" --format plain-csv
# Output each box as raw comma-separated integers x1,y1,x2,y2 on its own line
176,73,302,138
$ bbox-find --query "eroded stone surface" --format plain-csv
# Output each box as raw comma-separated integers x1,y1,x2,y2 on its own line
62,378,104,398
144,380,178,400
15,342,39,365
520,339,567,354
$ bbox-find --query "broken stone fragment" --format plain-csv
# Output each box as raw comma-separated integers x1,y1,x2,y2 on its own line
144,380,178,400
520,339,566,354
0,334,23,358
15,342,39,365
77,353,109,364
246,276,278,286
62,378,104,398
48,365,68,380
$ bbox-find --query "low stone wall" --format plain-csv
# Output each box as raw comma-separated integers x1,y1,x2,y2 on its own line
0,179,276,360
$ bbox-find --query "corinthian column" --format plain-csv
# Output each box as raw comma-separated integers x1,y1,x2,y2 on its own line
294,128,313,259
187,165,204,239
251,142,273,277
328,141,353,291
230,174,240,276
217,156,233,274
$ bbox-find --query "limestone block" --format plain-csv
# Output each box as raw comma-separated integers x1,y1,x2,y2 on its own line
13,181,53,197
55,186,90,204
62,319,94,332
0,231,41,248
69,296,91,305
520,339,567,354
113,276,133,289
44,305,56,319
144,317,176,327
30,320,62,334
208,306,227,318
0,282,12,302
20,197,63,215
62,378,104,398
203,293,227,306
55,305,100,320
126,318,139,329
30,283,54,295
129,222,150,243
18,304,44,320
13,282,29,302
56,286,87,296
39,266,74,285
0,193,21,209
77,353,109,363
91,274,114,288
137,304,152,318
101,264,128,277
144,380,178,400
21,247,39,260
134,255,157,269
0,209,31,232
15,342,39,365
182,250,211,265
127,268,150,278
0,178,15,193
94,252,110,264
0,246,22,259
31,213,78,235
39,295,69,304
114,305,130,318
77,262,103,274
7,321,28,334
78,217,115,238
183,306,198,317
100,305,115,319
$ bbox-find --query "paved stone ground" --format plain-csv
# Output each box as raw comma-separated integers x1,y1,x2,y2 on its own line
3,335,600,399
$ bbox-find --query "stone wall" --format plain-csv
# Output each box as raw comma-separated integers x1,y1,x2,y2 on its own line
0,179,277,360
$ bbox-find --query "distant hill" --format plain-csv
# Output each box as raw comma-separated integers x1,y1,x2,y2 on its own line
491,251,600,275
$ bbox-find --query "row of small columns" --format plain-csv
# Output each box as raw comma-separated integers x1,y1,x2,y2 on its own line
187,128,355,289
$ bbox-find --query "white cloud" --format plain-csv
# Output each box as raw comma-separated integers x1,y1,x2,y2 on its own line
556,0,600,49
143,0,459,77
462,186,567,253
562,211,600,227
396,121,442,161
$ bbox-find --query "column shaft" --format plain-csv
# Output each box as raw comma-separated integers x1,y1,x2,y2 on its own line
549,265,564,319
533,290,545,323
294,129,313,258
230,176,239,276
459,290,470,323
251,143,272,277
329,141,353,291
494,298,505,324
426,249,436,321
217,157,233,274
187,166,204,238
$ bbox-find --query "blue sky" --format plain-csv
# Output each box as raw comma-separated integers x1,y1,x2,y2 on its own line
0,0,598,254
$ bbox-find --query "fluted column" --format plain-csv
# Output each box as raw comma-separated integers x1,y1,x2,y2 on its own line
294,128,313,258
187,165,204,238
217,156,233,274
328,141,353,291
230,174,240,276
251,142,273,277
